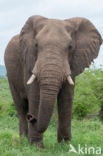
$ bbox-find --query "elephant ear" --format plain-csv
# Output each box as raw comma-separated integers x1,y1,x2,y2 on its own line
66,17,102,77
19,15,47,73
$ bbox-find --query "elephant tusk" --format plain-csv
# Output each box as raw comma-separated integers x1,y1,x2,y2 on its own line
67,76,74,85
27,74,36,85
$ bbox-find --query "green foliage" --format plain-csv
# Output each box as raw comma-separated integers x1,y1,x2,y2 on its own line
7,102,17,117
0,78,13,117
0,104,3,111
73,65,103,119
0,78,17,117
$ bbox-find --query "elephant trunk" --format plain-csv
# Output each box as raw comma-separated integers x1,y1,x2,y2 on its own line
37,87,58,133
37,60,62,132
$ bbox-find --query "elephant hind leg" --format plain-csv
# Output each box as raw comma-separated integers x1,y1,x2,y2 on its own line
9,82,28,137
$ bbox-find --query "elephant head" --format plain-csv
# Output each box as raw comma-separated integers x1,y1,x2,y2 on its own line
19,15,102,133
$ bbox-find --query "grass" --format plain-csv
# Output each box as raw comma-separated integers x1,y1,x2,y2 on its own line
0,78,103,156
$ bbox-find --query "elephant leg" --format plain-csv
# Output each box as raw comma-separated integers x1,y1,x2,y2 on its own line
57,82,74,143
27,82,43,147
18,103,28,137
9,83,28,137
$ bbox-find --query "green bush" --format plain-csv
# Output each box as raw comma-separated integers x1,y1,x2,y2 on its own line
7,102,17,117
73,65,103,119
0,104,3,111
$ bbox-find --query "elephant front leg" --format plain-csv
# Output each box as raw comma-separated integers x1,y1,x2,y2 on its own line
27,83,44,148
57,82,74,143
17,113,28,137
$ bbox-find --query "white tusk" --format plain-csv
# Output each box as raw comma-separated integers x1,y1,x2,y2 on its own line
67,76,74,85
27,74,36,85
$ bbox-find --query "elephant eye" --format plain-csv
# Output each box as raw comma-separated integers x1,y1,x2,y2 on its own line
68,44,72,50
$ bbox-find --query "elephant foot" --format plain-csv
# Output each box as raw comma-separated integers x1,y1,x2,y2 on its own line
30,139,44,149
58,135,71,143
36,141,45,149
57,129,71,143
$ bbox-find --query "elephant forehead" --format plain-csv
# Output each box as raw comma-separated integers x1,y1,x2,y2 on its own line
46,20,67,33
36,20,71,46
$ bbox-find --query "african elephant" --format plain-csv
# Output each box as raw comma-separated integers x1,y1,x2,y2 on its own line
4,15,102,148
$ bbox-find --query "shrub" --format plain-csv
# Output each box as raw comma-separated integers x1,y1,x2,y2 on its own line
7,102,17,117
73,65,103,119
0,104,3,111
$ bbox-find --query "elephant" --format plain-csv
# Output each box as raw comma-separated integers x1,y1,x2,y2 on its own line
4,15,102,148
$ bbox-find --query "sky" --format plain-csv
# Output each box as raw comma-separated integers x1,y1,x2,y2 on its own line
0,0,103,66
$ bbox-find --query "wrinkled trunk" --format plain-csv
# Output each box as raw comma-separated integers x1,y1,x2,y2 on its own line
37,88,58,133
36,52,63,132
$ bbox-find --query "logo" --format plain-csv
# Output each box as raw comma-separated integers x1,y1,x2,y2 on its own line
69,144,101,155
